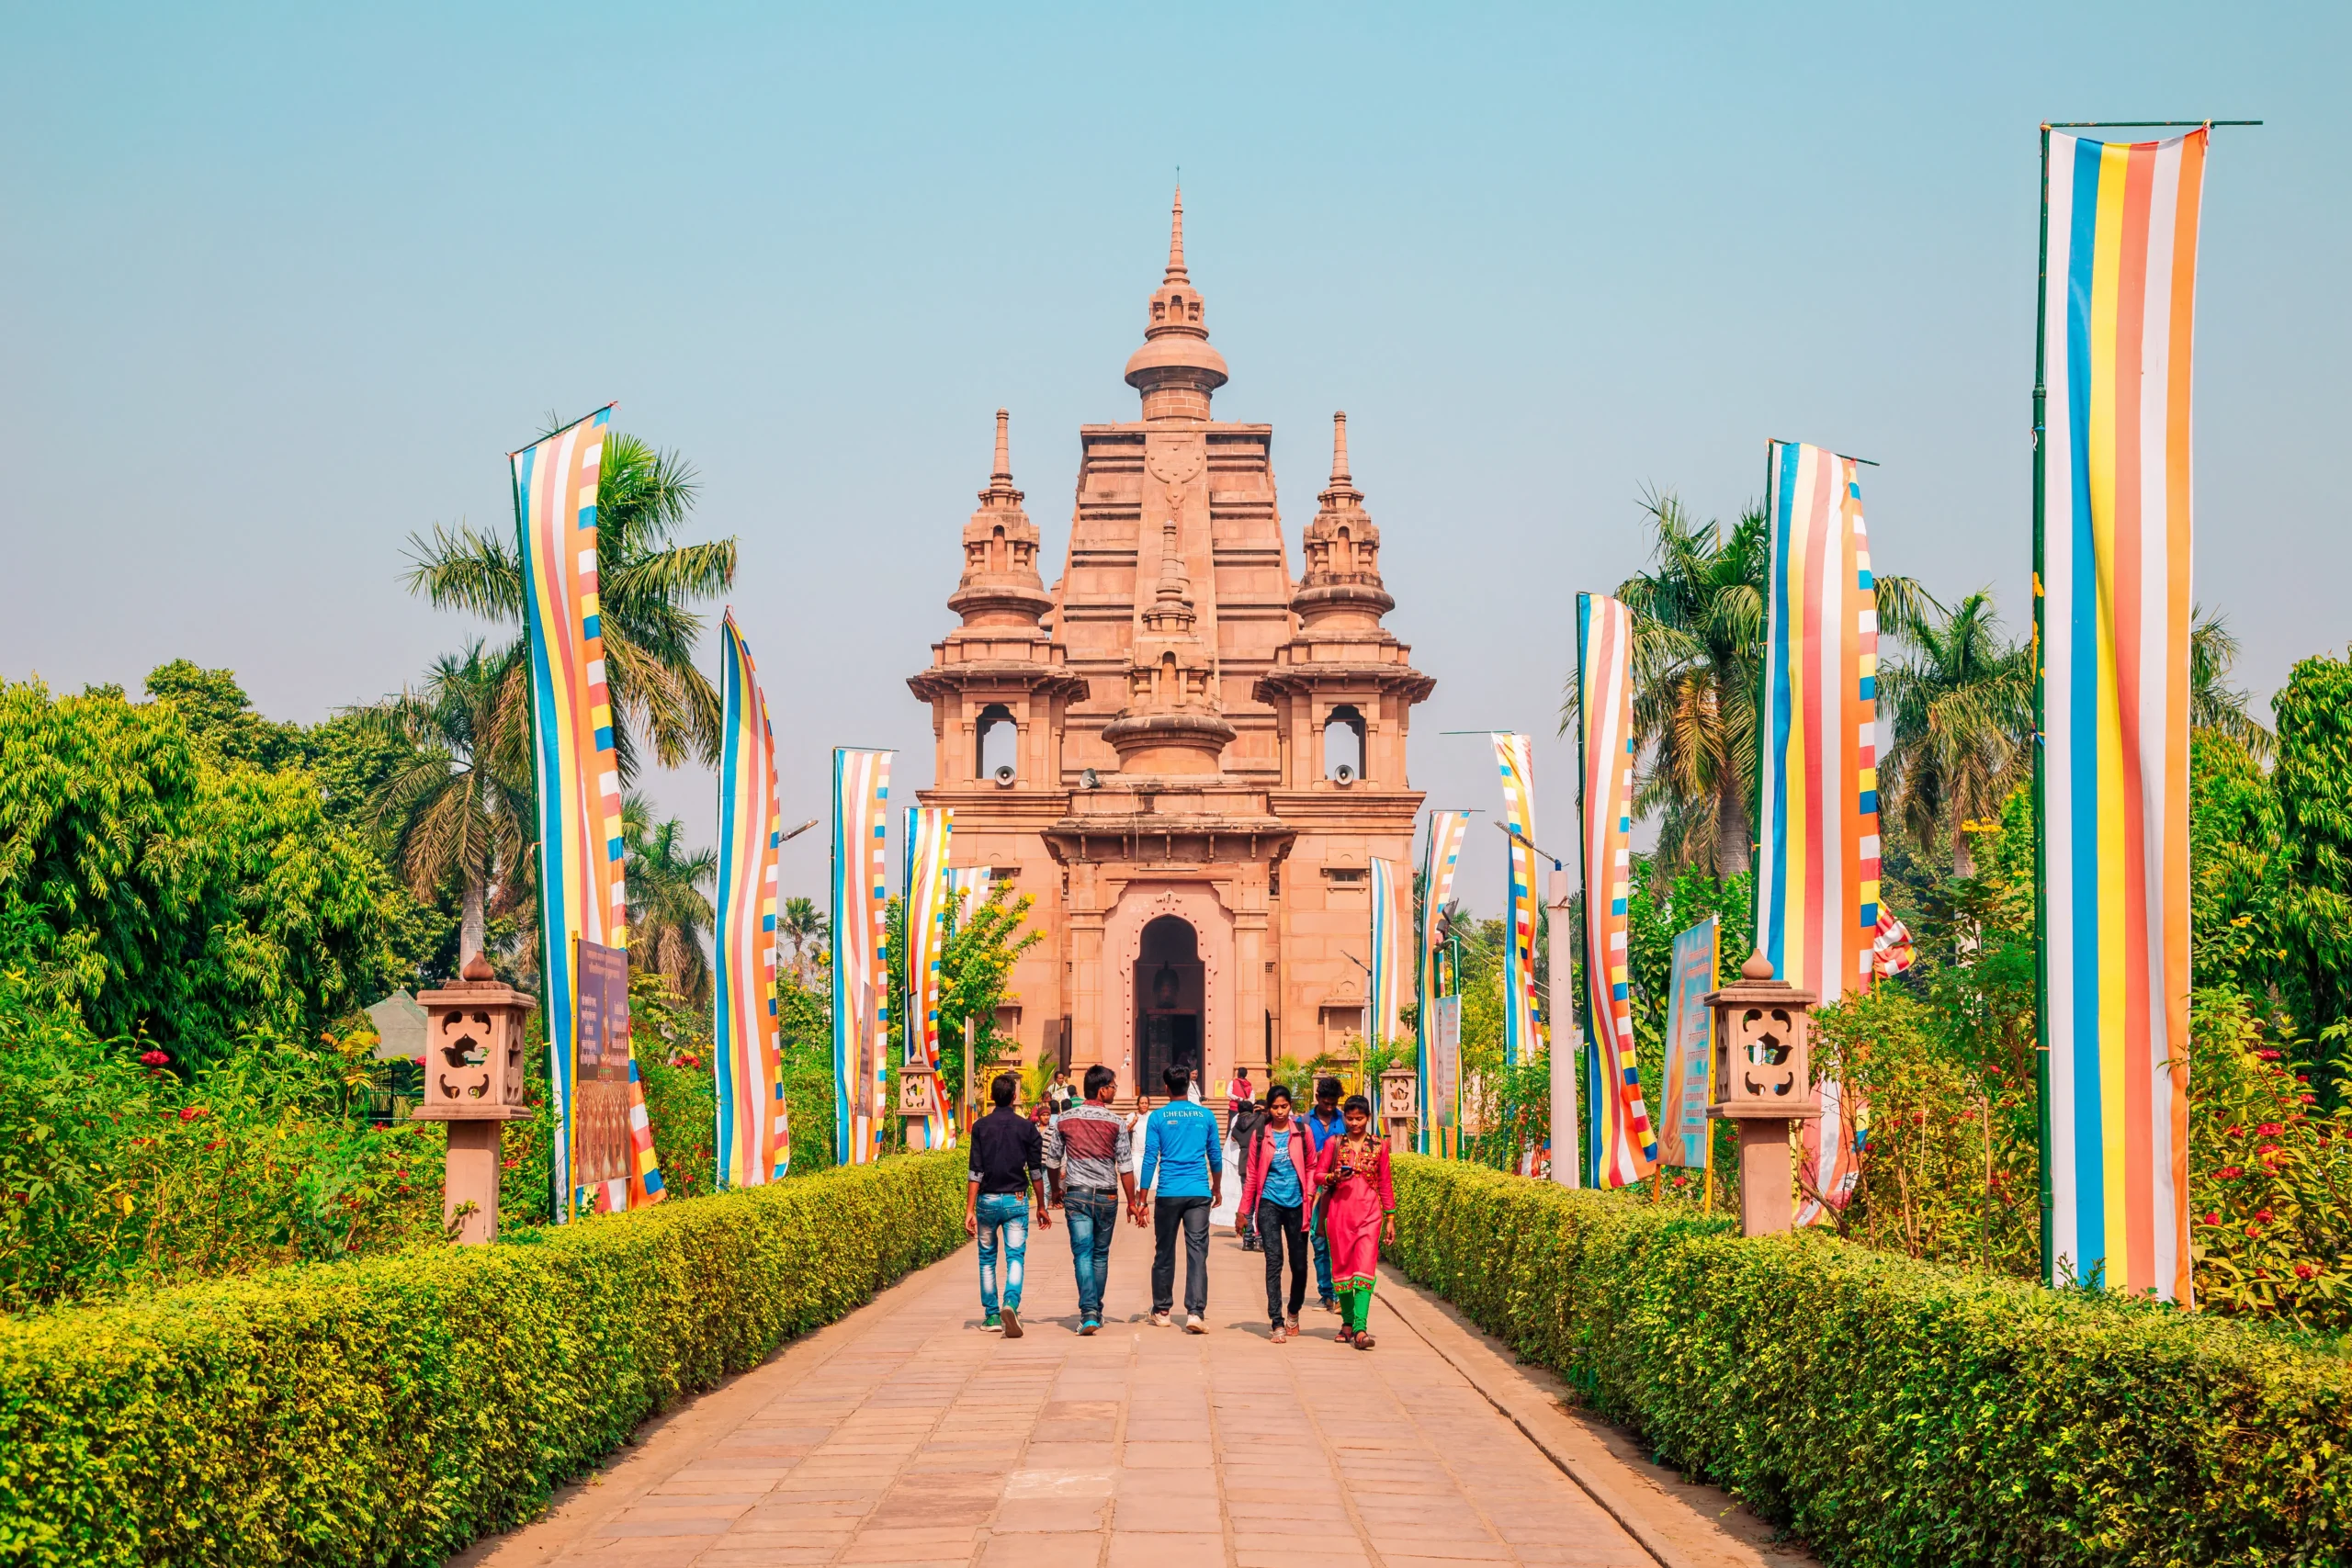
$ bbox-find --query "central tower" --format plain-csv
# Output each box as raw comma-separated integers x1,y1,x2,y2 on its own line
910,191,1431,1103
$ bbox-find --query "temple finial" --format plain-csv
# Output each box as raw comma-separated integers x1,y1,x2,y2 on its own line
1330,412,1351,482
992,408,1012,482
1165,186,1188,282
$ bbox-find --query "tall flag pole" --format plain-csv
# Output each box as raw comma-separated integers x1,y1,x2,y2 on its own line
514,404,663,1218
1758,440,1881,1004
902,807,955,1150
1367,857,1403,1053
1490,734,1544,1069
713,613,787,1187
2037,126,2207,1303
1575,594,1658,1189
1415,810,1471,1155
831,749,894,1166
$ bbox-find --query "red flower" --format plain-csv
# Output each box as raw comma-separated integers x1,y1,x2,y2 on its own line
177,1106,206,1122
2217,1166,2244,1180
2256,1208,2276,1223
2301,1094,2319,1105
204,1139,224,1152
2258,1122,2285,1138
2256,1049,2282,1061
2201,1212,2221,1225
2296,1262,2319,1281
138,1049,171,1067
2246,1223,2266,1236
2226,1125,2245,1138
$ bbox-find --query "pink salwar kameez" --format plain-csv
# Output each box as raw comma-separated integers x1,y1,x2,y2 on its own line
1312,1133,1395,1337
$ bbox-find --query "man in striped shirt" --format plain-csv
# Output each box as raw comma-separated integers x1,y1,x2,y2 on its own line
1043,1065,1136,1335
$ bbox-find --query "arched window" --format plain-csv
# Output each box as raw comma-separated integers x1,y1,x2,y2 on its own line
1325,705,1366,783
976,705,1017,782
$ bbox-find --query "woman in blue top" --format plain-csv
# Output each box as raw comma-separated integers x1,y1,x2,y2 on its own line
1238,1084,1318,1341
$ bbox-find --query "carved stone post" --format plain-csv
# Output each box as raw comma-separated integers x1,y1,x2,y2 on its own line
1379,1063,1419,1150
411,955,537,1245
1704,953,1820,1238
898,1061,942,1148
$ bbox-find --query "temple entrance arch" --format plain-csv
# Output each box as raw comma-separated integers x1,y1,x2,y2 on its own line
1136,917,1204,1091
1101,883,1235,1100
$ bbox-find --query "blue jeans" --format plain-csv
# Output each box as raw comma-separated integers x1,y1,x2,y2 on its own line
1311,1219,1334,1302
1063,1190,1120,1321
975,1191,1029,1314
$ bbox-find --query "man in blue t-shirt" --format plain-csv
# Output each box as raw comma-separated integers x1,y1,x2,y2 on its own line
1302,1076,1346,1312
1136,1065,1223,1330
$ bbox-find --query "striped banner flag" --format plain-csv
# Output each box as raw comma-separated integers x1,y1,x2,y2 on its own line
514,406,663,1216
714,613,787,1188
1758,440,1881,1006
1490,734,1544,1069
902,807,955,1150
2038,127,2205,1303
1415,809,1471,1153
1576,593,1657,1189
831,749,894,1166
1367,857,1404,1047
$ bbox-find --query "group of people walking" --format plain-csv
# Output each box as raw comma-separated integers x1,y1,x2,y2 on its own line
961,1066,1396,1346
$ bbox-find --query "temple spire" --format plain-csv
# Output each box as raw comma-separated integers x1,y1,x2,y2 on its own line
1165,186,1189,282
992,407,1012,483
1329,411,1351,482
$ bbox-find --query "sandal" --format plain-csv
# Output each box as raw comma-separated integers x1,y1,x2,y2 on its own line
1354,1333,1376,1351
1336,1326,1356,1345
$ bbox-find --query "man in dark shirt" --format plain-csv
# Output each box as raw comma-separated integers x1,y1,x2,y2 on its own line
966,1071,1050,1337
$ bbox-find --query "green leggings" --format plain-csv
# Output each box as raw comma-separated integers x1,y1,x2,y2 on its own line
1340,1282,1374,1333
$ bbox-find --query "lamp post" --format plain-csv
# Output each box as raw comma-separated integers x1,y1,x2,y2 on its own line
410,954,537,1244
1704,953,1821,1238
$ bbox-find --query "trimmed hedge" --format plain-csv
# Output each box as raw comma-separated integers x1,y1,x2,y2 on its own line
0,1150,966,1567
1390,1155,2352,1567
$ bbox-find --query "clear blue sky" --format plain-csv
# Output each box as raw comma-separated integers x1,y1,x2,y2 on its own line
4,2,2344,915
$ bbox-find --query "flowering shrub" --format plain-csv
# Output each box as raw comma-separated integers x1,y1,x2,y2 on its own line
2188,987,2352,1327
0,975,447,1311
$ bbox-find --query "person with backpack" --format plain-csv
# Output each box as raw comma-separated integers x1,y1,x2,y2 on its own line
1237,1084,1316,1341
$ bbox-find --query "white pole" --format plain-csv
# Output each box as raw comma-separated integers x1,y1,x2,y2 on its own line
1545,865,1580,1188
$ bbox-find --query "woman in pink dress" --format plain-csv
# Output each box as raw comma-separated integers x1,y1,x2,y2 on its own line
1311,1093,1396,1349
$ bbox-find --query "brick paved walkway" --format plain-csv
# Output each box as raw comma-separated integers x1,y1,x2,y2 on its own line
467,1220,1746,1568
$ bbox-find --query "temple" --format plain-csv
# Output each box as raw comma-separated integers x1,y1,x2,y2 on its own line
908,190,1432,1100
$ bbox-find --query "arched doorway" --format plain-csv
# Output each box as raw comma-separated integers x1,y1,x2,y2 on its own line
1135,915,1204,1092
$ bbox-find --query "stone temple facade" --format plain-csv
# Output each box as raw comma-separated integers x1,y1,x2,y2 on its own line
908,192,1432,1100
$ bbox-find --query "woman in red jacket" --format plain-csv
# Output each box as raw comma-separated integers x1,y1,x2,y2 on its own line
1236,1083,1317,1341
1312,1094,1396,1349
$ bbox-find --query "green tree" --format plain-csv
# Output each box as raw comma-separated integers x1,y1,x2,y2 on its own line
2261,649,2352,1097
1877,589,2034,875
349,641,533,968
779,896,829,988
2189,607,2273,762
880,887,1042,1144
1563,493,1770,879
403,430,737,779
0,679,390,1066
621,795,717,1007
141,660,306,771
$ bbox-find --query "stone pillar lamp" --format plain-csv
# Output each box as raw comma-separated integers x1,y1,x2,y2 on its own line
411,954,537,1245
898,1060,941,1131
1704,953,1821,1238
1379,1062,1419,1150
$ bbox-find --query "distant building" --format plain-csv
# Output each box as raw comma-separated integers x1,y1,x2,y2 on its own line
907,191,1431,1098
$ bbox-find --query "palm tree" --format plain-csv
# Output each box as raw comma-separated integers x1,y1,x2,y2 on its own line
1563,493,1769,879
2189,605,2272,763
1877,590,2035,876
778,897,829,988
621,795,717,1006
404,430,736,781
350,640,534,965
